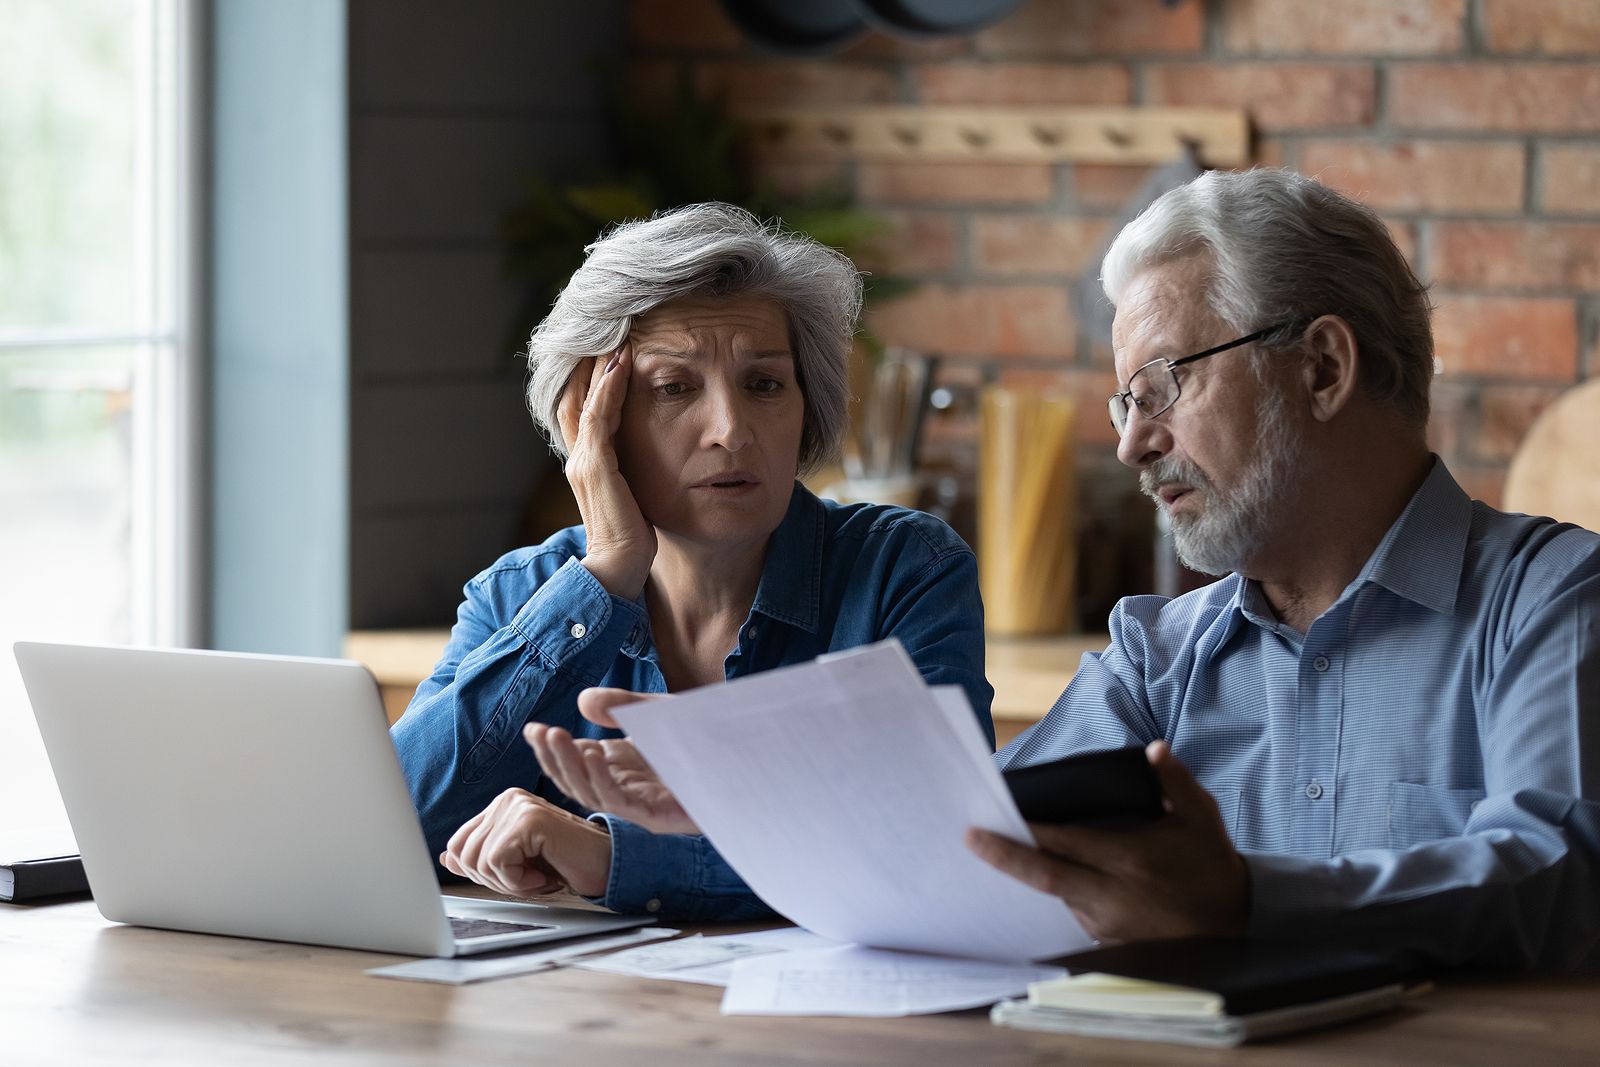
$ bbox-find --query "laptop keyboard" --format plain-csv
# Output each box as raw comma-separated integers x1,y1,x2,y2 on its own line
449,916,553,941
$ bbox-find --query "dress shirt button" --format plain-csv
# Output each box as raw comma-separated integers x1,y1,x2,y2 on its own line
1305,780,1324,800
1312,654,1330,673
645,898,661,913
570,622,588,639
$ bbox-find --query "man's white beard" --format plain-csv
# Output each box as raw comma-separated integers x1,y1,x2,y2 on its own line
1139,388,1305,577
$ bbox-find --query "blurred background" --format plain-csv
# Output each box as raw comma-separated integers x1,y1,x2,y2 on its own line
4,0,1599,829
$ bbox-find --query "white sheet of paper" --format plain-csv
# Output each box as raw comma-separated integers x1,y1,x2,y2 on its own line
720,945,1066,1017
611,641,1091,962
575,927,835,986
365,927,677,985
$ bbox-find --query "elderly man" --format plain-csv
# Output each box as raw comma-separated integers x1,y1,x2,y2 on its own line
964,167,1599,969
528,168,1599,969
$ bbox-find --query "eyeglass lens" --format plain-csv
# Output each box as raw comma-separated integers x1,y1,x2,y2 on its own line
1108,362,1179,434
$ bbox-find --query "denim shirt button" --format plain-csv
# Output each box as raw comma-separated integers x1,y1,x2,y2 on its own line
747,624,758,641
569,622,587,639
645,898,662,913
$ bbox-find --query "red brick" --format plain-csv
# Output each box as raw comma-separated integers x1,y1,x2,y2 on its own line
1431,222,1600,290
1144,63,1377,131
1383,217,1420,267
746,151,852,201
1071,164,1153,210
1221,0,1465,55
972,214,1111,277
694,61,899,107
1482,0,1600,55
855,211,962,275
631,0,746,52
857,161,1055,205
1541,145,1600,215
1299,140,1525,214
1453,464,1507,508
974,0,1203,58
841,33,973,62
866,285,1074,358
1431,294,1580,381
994,367,1121,443
1390,63,1600,132
1474,384,1566,463
913,62,1130,105
1426,378,1473,457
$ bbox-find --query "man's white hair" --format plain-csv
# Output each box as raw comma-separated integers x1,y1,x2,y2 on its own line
1101,168,1434,426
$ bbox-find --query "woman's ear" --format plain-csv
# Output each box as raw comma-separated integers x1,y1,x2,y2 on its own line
1300,315,1360,423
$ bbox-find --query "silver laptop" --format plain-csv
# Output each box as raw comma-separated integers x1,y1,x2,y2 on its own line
12,641,653,956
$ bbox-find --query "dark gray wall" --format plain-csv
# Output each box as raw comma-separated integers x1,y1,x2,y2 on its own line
347,1,623,628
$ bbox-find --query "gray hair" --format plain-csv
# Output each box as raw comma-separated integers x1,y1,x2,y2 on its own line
1100,168,1434,427
525,202,863,473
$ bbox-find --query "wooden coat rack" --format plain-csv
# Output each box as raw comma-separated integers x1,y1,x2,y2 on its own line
738,106,1250,167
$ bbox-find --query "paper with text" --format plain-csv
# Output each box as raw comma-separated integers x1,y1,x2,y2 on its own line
611,641,1092,962
720,945,1066,1016
575,927,834,986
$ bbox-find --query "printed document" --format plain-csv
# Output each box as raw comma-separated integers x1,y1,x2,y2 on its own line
721,945,1066,1017
611,641,1092,962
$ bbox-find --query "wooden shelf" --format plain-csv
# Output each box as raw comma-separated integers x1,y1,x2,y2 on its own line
345,629,1106,741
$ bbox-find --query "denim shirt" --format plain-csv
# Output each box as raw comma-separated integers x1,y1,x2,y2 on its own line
392,482,993,921
1003,459,1600,969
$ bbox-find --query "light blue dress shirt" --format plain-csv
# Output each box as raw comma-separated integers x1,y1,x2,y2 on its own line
1001,458,1600,969
391,483,993,921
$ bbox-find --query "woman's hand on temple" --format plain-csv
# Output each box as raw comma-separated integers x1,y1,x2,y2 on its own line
556,350,656,599
439,788,613,899
525,688,700,835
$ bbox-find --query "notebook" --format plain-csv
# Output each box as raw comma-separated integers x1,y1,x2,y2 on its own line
0,828,88,902
992,937,1417,1048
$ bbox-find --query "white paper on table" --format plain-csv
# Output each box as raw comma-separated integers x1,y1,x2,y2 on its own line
720,945,1066,1017
575,927,836,986
365,927,677,985
611,640,1091,962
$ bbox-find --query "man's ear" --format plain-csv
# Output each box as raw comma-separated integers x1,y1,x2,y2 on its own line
1299,315,1360,423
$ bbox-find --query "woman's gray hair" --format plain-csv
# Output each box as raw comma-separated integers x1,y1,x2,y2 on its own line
1100,167,1434,427
526,202,863,473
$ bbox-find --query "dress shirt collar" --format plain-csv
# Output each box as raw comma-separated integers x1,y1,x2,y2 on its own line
1351,455,1469,616
748,481,825,634
1228,454,1470,643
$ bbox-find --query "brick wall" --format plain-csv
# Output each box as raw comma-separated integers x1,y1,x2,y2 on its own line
628,0,1600,611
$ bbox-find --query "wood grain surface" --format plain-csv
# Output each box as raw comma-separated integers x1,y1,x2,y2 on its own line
4,895,1597,1066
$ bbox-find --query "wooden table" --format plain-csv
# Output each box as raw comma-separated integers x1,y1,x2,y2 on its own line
4,895,1597,1065
344,630,1109,747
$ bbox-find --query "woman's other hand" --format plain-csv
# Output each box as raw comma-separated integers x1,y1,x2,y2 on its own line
525,687,700,835
557,350,656,599
439,788,613,899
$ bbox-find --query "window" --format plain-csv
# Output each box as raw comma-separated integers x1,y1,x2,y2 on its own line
0,0,199,833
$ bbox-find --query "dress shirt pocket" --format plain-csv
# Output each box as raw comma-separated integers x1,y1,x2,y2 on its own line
1210,787,1242,843
1387,781,1484,849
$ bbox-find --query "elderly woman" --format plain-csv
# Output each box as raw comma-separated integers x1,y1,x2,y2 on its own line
391,203,992,921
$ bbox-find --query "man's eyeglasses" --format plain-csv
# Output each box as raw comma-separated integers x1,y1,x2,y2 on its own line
1107,325,1288,437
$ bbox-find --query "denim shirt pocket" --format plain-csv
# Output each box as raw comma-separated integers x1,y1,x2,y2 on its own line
1387,781,1485,849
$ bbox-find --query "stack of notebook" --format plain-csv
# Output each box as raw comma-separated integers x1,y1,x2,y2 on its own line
0,829,88,903
992,938,1417,1048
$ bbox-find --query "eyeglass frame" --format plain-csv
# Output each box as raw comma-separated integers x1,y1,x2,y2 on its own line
1107,324,1291,436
